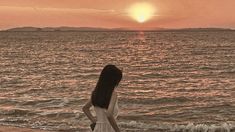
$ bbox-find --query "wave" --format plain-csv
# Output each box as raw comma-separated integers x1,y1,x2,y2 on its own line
172,123,235,132
119,121,235,132
120,96,191,105
0,109,33,116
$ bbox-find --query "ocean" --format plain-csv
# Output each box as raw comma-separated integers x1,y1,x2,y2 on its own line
0,31,235,132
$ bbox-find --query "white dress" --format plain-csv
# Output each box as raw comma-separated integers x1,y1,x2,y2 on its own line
93,99,119,132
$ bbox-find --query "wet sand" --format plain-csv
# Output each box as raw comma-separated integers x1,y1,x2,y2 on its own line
0,125,53,132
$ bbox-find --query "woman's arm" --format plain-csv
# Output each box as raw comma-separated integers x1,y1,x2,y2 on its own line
82,99,96,123
106,92,120,132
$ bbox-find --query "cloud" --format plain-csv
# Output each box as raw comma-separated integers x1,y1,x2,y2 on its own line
0,6,118,14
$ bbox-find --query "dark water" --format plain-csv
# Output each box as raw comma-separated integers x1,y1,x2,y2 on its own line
0,31,235,131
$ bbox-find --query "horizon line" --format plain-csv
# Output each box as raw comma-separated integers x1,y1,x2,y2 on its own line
1,26,234,32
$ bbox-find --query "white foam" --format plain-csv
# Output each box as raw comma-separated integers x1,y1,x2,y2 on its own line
119,121,170,130
171,123,235,132
119,121,235,131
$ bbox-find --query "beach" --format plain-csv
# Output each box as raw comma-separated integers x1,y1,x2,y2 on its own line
0,125,52,132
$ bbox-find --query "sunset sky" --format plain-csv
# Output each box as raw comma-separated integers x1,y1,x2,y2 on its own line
0,0,235,30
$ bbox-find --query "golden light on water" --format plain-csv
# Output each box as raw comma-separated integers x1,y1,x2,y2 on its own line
128,2,156,23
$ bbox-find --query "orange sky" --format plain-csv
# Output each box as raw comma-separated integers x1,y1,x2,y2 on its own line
0,0,235,30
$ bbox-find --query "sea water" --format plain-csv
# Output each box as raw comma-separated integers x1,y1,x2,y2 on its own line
0,31,235,131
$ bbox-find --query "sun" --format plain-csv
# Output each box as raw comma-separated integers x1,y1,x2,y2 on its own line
128,2,156,23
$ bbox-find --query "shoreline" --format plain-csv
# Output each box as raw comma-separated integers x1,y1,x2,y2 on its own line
0,125,53,132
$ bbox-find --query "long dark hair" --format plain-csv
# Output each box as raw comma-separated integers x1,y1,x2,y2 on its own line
91,65,122,109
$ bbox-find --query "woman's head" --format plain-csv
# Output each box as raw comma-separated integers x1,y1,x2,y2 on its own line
91,65,122,109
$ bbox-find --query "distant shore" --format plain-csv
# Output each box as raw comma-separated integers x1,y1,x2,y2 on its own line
0,125,53,132
0,26,234,32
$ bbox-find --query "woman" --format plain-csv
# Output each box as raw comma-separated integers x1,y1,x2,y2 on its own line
83,65,122,132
